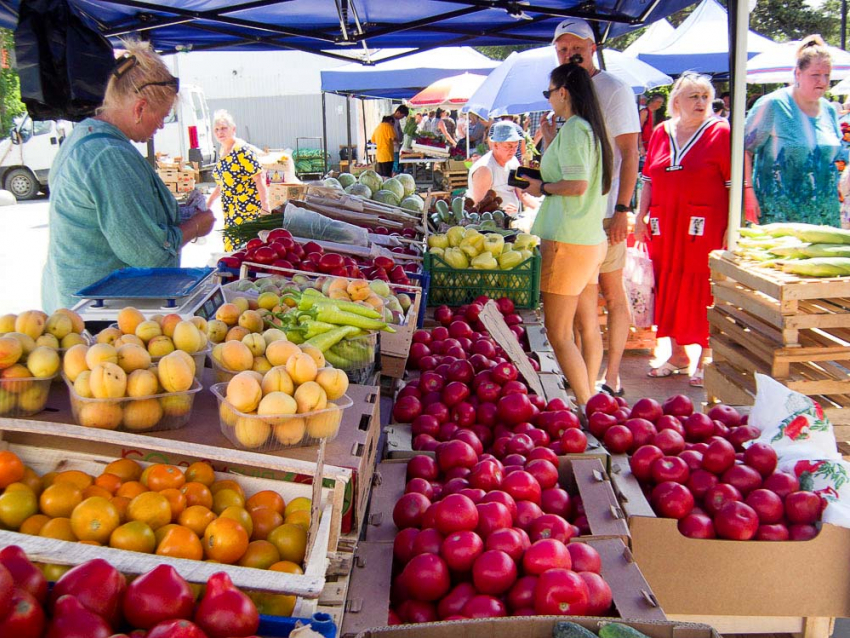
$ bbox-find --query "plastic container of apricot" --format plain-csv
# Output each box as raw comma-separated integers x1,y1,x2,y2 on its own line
0,373,58,417
210,382,353,452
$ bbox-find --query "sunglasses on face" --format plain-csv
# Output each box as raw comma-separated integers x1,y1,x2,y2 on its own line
542,87,561,100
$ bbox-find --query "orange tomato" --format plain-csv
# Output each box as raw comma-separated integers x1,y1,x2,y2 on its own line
39,517,77,541
238,540,280,569
212,488,244,515
178,505,217,537
267,523,307,564
249,507,283,541
40,471,58,488
126,491,172,530
246,490,285,515
52,470,93,490
0,450,24,489
181,482,213,509
19,467,43,496
109,520,156,553
70,496,121,543
160,488,187,522
284,497,311,518
19,513,50,535
78,540,101,546
284,510,310,531
185,461,216,487
157,525,204,561
115,481,148,499
269,560,304,575
154,523,180,545
39,482,83,518
94,473,123,495
40,563,72,581
103,458,143,482
202,517,249,564
250,592,296,617
210,479,245,499
145,464,186,492
110,496,131,522
0,488,38,529
82,485,114,500
218,506,253,538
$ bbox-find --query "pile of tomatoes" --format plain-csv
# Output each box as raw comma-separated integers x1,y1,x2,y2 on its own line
0,546,260,637
0,452,310,580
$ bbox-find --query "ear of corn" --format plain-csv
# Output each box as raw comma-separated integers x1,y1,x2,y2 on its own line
757,223,850,245
780,257,850,277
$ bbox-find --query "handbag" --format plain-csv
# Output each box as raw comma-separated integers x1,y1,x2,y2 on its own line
624,242,655,329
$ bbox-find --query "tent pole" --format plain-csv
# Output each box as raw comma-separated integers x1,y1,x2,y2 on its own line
727,0,748,249
322,92,328,175
346,96,352,166
362,98,368,162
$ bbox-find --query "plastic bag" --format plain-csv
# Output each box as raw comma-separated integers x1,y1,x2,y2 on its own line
15,0,114,121
279,203,369,246
623,243,655,328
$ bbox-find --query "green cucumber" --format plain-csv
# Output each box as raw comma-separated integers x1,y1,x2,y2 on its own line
435,199,450,216
598,624,652,638
554,622,599,638
451,196,465,216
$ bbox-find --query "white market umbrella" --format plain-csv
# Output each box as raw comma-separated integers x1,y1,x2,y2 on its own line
464,46,672,118
407,72,489,108
747,40,850,84
832,76,850,95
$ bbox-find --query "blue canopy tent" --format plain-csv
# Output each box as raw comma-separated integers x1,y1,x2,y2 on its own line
635,0,775,76
320,47,498,99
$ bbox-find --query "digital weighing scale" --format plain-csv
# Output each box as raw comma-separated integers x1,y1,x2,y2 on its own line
72,267,226,324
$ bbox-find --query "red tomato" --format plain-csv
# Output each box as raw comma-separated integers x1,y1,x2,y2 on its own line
51,559,126,627
579,572,613,616
522,539,571,576
506,575,538,611
461,595,507,618
440,531,484,572
147,619,210,638
194,573,259,638
0,546,48,604
46,595,112,638
471,550,517,595
123,565,195,629
0,563,13,620
399,553,451,602
533,568,589,616
0,588,46,638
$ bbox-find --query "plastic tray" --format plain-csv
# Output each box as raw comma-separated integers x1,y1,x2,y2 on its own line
151,345,209,381
64,376,203,432
324,331,377,385
210,382,353,452
424,247,541,309
75,267,215,305
0,374,58,417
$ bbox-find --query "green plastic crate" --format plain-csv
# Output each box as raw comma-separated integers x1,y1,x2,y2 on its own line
424,248,541,308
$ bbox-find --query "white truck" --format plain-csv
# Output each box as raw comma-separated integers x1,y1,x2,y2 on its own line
0,84,216,200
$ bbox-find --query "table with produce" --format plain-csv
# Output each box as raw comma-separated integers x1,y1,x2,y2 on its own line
1,168,849,638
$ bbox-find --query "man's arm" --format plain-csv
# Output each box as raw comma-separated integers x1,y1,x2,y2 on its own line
607,132,639,244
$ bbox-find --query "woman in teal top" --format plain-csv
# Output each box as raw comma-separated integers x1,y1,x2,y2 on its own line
745,35,843,227
524,58,613,410
41,39,215,312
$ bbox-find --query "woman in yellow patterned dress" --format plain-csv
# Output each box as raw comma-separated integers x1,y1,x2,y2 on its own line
207,110,269,251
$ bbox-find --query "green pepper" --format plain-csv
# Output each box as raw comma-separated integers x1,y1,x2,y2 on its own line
297,295,382,319
301,320,337,339
315,306,395,332
285,330,305,344
323,349,352,369
329,339,374,363
303,325,361,352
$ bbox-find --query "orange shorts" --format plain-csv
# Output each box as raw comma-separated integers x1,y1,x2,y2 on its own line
539,239,608,297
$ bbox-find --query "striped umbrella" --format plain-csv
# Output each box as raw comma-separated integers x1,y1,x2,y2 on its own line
407,72,489,108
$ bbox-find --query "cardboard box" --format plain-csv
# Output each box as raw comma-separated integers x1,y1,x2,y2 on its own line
268,183,308,208
365,457,629,543
353,618,717,638
610,454,850,618
341,539,666,638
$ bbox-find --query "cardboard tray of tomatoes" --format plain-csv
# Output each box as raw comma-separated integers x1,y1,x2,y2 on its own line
609,453,850,619
364,459,629,545
0,435,344,598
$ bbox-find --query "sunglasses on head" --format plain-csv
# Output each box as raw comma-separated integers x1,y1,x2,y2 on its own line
137,78,180,93
113,53,180,93
542,87,562,100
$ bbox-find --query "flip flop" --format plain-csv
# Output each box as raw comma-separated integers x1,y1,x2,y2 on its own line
647,362,689,378
689,369,705,388
600,383,625,397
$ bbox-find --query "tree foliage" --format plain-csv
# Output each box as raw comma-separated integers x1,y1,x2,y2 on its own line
0,28,25,136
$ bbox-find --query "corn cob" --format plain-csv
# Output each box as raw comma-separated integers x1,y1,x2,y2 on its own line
780,257,850,277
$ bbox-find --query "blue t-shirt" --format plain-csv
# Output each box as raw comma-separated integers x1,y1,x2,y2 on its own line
42,119,182,312
745,88,843,226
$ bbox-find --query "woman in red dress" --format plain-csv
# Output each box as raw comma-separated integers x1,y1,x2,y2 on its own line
635,73,731,387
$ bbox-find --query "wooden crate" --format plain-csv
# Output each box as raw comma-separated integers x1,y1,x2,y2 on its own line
596,293,658,352
707,250,850,424
442,169,467,191
0,434,337,597
295,549,355,628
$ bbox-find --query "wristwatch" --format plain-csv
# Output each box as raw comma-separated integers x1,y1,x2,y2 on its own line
540,181,551,195
614,204,632,213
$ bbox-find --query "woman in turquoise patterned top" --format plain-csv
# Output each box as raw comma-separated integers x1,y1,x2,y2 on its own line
745,35,843,227
41,39,215,312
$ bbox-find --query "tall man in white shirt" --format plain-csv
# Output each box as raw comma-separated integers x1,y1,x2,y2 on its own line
541,18,640,398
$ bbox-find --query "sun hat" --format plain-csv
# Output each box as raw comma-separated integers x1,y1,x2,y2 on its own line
489,121,522,143
551,18,595,44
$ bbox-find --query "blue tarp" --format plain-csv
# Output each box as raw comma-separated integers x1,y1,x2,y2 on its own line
635,0,775,75
320,47,499,98
0,0,698,58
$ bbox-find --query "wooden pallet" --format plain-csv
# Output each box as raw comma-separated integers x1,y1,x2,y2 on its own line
595,294,658,352
295,550,355,629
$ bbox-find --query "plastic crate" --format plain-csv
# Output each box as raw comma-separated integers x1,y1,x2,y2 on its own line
259,612,336,638
407,271,429,328
210,382,353,451
423,248,541,309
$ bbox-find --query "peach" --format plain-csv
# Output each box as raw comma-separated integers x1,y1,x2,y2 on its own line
117,307,146,336
257,292,280,311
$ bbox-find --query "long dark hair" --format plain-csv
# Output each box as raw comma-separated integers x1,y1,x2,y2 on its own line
550,56,613,195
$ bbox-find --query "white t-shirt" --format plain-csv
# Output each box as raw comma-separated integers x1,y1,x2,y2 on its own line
592,70,640,219
467,151,520,213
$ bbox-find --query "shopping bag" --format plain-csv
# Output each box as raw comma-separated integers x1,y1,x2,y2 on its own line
623,242,655,328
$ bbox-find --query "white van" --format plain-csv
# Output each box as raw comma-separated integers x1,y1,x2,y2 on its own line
0,84,215,200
